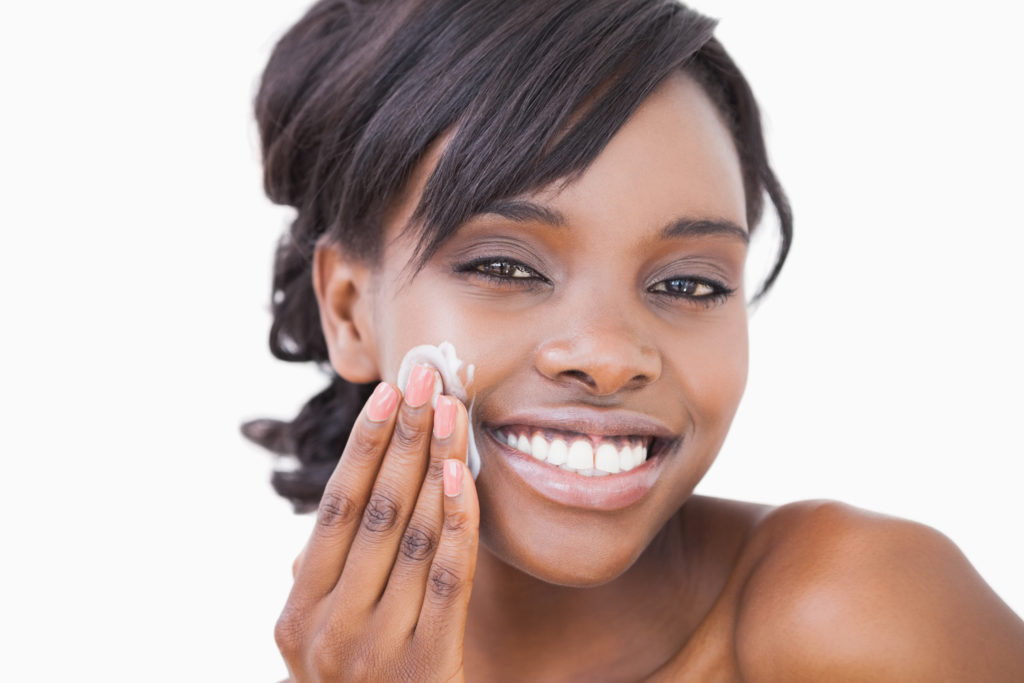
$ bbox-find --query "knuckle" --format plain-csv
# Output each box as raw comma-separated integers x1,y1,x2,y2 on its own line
390,416,426,454
344,433,382,467
362,491,401,534
274,607,307,658
311,635,371,680
316,489,359,531
427,563,464,604
309,619,362,676
425,458,445,486
443,507,475,536
291,548,307,579
348,650,377,681
399,524,437,562
309,632,344,678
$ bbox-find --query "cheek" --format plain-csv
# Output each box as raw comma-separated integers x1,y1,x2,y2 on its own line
373,274,529,390
674,310,749,431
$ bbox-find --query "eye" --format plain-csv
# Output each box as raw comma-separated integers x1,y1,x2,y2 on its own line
651,278,715,297
473,259,542,279
455,257,548,284
648,277,734,307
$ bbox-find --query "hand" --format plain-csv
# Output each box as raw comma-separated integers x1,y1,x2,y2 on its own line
275,366,480,682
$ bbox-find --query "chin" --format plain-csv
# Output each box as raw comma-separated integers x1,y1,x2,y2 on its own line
478,509,653,588
471,426,715,589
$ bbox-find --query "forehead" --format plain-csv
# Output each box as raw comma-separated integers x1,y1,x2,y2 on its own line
536,72,747,232
386,71,746,248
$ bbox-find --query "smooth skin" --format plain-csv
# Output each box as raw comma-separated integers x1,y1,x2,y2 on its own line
278,73,1024,681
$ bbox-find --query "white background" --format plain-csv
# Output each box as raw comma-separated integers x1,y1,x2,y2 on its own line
1,1,1021,680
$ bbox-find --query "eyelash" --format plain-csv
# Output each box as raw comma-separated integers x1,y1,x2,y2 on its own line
648,277,736,308
454,257,550,288
454,257,735,307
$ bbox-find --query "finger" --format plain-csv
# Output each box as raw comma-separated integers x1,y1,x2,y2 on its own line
290,381,400,604
291,541,308,580
377,395,468,634
331,364,439,612
414,458,479,647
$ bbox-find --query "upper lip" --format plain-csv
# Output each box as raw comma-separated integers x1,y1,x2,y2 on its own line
485,407,677,440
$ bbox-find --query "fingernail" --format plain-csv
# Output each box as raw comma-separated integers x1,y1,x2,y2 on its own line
367,383,399,422
444,459,463,498
433,395,457,439
405,364,436,408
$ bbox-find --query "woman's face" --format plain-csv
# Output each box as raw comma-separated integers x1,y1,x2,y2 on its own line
351,72,748,586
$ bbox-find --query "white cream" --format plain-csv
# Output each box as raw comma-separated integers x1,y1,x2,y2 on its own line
396,342,480,478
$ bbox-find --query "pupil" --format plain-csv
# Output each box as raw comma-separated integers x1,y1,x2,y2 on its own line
673,279,696,295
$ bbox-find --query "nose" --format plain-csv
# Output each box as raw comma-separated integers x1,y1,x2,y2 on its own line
534,315,662,396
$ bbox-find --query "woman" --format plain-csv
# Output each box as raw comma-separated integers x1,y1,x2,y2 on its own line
245,0,1024,679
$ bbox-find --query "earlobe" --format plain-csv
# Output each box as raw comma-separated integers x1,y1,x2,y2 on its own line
312,241,380,383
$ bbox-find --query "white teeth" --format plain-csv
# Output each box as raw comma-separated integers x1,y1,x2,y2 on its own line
547,438,568,465
498,429,654,475
594,443,620,474
567,440,594,470
530,433,548,461
619,444,636,471
576,467,609,477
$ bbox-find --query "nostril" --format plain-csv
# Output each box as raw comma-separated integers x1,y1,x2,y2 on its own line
556,370,655,393
561,369,594,386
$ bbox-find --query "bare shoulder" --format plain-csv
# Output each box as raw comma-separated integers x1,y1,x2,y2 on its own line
732,500,1024,682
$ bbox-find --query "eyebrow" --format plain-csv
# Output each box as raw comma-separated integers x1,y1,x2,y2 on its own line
479,199,567,226
479,199,748,244
662,218,749,244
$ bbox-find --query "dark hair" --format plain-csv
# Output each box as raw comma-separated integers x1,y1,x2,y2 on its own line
244,0,793,512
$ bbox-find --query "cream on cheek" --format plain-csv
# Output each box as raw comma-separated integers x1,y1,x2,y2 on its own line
396,341,482,477
369,260,496,477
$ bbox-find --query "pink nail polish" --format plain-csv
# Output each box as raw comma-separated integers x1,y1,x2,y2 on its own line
433,395,457,439
367,383,398,422
405,364,435,407
444,459,463,498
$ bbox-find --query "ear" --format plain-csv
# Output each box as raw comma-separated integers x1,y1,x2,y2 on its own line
312,240,380,383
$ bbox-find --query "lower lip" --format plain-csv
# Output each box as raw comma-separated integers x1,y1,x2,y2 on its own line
485,431,667,511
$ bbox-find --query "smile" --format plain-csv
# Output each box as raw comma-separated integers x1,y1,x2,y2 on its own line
493,426,650,476
482,410,677,510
